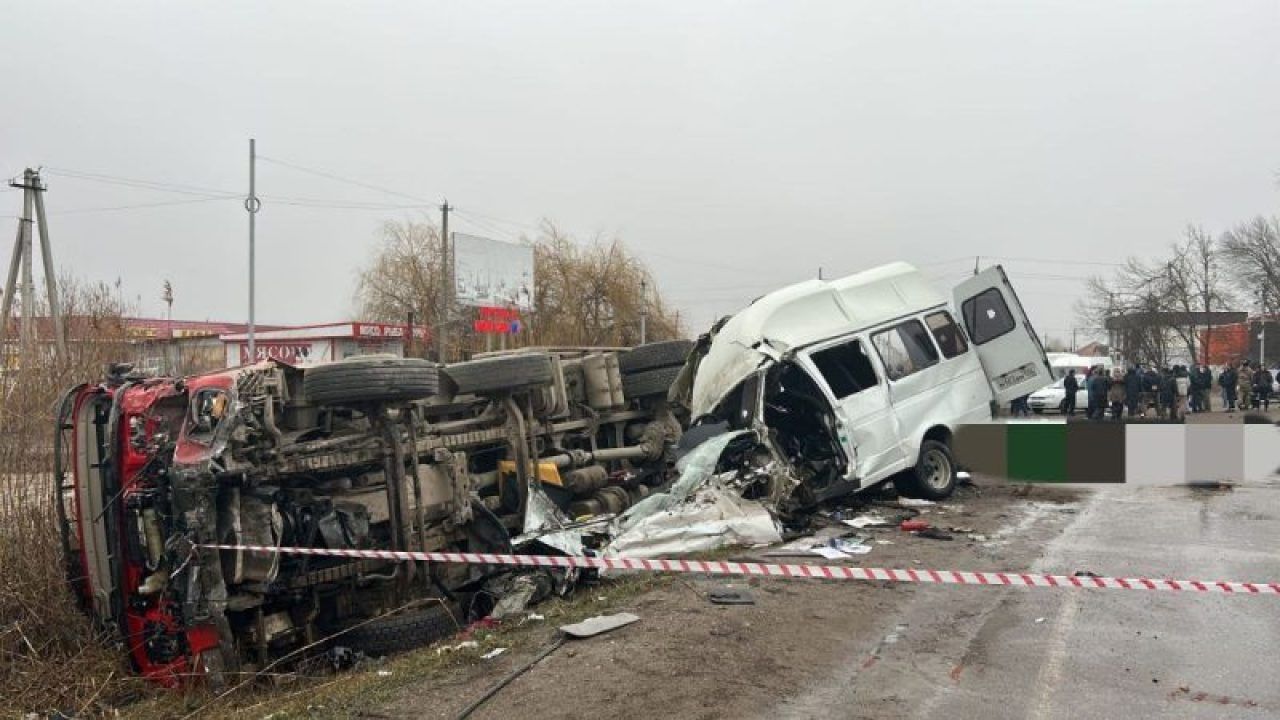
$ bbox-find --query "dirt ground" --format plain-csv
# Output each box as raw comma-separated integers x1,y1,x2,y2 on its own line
367,479,1086,720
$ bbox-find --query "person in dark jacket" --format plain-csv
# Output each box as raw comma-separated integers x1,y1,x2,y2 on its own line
1196,364,1214,412
1254,364,1273,411
1087,366,1108,420
1124,366,1142,417
1159,367,1178,420
1141,366,1161,416
1062,369,1079,416
1220,363,1238,411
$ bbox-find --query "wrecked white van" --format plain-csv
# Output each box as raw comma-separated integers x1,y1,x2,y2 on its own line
678,262,1051,506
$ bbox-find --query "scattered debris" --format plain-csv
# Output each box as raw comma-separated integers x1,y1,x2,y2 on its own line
486,572,555,620
917,528,954,541
708,587,756,605
436,640,480,656
897,498,937,508
948,526,975,534
1034,617,1046,624
560,612,641,639
969,534,988,542
900,519,930,532
1073,571,1101,578
842,513,892,529
480,648,508,660
376,669,393,677
326,646,365,671
763,533,872,558
526,614,546,622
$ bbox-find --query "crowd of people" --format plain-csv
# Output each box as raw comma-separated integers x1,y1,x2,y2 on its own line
1012,359,1275,420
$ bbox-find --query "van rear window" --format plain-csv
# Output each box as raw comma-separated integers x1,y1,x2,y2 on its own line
961,288,1016,345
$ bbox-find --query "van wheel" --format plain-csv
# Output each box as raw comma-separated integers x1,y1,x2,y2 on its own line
897,440,957,501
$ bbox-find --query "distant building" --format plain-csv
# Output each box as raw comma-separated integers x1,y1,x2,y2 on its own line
220,321,430,367
1197,316,1279,366
3,317,430,375
1075,341,1109,357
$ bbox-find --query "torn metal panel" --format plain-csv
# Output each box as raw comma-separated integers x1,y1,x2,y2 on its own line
604,430,783,558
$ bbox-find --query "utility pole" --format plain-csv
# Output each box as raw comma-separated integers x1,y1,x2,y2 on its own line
818,266,823,281
2,168,67,360
1071,328,1077,353
162,280,174,374
438,200,452,362
246,138,260,361
639,278,648,344
1260,288,1268,368
973,256,980,276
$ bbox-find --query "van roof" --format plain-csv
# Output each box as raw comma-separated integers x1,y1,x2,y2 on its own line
720,261,946,352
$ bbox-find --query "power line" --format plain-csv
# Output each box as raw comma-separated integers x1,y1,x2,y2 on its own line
44,166,238,198
256,155,434,204
50,195,239,215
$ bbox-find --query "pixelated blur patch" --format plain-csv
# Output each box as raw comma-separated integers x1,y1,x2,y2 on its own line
954,421,1280,485
1007,424,1067,482
1066,423,1125,483
953,424,1006,478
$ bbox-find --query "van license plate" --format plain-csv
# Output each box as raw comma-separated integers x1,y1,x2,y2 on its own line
994,362,1037,391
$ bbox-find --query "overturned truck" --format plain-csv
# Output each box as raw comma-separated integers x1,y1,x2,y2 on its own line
56,345,689,684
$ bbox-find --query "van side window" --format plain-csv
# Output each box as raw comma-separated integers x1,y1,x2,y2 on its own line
811,340,879,399
925,311,968,358
960,288,1016,345
872,320,940,381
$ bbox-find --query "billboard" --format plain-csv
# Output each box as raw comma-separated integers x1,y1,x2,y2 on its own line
452,233,534,311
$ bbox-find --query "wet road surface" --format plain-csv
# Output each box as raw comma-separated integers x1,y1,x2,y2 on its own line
776,481,1280,719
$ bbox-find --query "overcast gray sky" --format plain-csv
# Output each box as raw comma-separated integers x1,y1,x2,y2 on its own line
3,1,1278,343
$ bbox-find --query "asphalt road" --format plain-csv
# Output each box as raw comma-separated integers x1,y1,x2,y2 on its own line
776,480,1280,719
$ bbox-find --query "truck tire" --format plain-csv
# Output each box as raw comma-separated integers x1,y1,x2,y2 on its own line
303,357,440,406
618,340,694,374
443,353,555,394
341,604,459,657
622,365,682,400
896,440,957,501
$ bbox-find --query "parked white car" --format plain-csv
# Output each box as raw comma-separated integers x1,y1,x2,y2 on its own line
1028,376,1089,414
683,262,1052,501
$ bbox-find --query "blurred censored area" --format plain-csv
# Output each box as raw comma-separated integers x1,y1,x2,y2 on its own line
954,419,1280,484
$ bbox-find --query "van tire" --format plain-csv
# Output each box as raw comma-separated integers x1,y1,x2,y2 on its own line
444,353,555,394
619,340,694,374
304,357,440,406
341,604,459,657
897,440,957,501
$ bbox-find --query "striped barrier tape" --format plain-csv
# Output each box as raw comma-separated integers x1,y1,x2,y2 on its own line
201,544,1280,596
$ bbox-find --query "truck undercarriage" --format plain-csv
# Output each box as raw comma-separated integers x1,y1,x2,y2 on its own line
56,345,689,685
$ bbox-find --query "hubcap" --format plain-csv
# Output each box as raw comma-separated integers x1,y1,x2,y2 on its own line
922,448,953,490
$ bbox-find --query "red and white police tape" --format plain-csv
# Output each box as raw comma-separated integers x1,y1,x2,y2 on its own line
201,544,1280,596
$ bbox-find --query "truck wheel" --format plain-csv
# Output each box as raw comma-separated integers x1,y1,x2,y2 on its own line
897,440,957,501
443,353,555,394
304,357,440,406
619,340,694,373
622,365,682,399
341,604,459,657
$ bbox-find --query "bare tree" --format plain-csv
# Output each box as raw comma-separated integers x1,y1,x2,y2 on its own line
1220,215,1280,314
1077,226,1236,366
356,218,683,357
1162,226,1235,363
